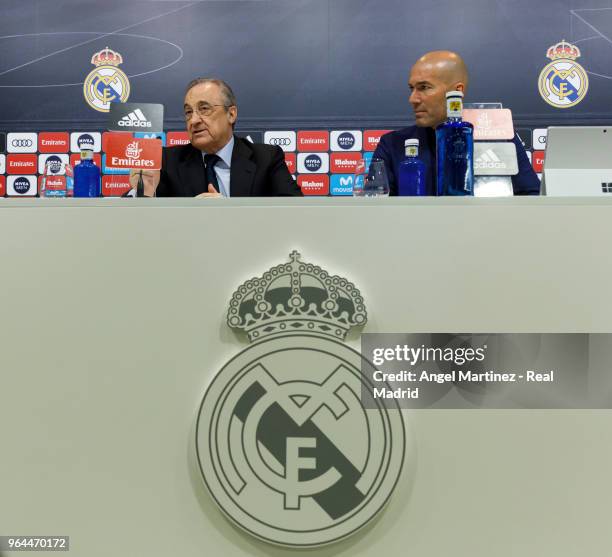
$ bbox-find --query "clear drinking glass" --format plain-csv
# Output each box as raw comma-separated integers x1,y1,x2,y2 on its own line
363,158,390,197
40,160,74,198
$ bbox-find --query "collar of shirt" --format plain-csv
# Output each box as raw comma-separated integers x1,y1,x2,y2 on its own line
215,135,234,169
201,135,234,197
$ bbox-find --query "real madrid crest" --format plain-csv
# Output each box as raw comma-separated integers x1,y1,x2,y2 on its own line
195,251,407,548
83,46,130,112
538,39,589,108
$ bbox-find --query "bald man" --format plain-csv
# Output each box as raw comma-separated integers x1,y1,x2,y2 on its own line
373,51,540,196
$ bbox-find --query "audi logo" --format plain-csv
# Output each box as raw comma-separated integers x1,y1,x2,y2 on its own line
11,139,33,147
268,137,292,146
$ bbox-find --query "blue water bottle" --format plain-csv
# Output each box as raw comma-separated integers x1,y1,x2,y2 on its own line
436,91,474,196
398,138,426,196
73,147,101,197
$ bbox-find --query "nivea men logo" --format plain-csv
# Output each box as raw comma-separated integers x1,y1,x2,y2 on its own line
71,132,101,153
304,154,322,172
13,176,31,194
7,133,38,153
297,152,329,173
38,154,69,175
78,134,95,150
331,130,362,152
337,132,355,149
44,155,63,174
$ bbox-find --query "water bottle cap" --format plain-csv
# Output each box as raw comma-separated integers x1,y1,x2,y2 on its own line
80,148,94,160
446,91,464,99
404,139,419,147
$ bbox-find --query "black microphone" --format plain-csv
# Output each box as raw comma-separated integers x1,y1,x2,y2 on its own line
136,170,145,197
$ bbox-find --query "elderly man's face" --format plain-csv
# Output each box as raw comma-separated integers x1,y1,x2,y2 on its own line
184,82,237,153
408,62,452,128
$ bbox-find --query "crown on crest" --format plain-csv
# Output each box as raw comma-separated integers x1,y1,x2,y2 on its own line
91,47,123,67
546,40,580,61
227,251,367,342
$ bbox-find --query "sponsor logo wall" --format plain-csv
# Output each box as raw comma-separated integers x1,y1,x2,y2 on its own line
0,128,548,197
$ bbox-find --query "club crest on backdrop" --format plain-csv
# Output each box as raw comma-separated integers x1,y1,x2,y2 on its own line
83,47,130,112
538,40,589,109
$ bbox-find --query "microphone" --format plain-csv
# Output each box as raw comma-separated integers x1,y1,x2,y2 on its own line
136,170,145,197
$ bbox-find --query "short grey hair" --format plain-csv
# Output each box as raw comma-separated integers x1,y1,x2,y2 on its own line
184,77,237,107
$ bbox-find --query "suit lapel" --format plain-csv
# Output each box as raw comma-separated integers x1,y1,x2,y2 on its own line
230,137,256,197
179,146,207,197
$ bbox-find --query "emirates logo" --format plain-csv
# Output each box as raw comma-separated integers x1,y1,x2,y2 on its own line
125,141,143,160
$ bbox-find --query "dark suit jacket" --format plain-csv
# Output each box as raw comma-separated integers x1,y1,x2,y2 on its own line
373,126,541,196
156,136,301,197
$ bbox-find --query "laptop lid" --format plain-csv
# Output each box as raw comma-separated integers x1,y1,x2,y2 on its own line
543,126,612,196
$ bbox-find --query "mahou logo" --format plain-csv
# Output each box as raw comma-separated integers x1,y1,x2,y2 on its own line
331,153,363,174
297,131,329,152
363,130,391,152
298,175,329,196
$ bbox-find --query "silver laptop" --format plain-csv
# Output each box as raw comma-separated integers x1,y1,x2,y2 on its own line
542,126,612,196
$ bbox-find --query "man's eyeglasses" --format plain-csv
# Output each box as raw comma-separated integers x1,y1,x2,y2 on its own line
184,104,231,121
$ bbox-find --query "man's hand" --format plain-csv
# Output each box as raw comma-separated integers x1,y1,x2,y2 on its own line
129,169,160,197
195,184,222,198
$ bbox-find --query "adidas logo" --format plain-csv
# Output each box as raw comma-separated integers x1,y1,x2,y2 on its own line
118,108,152,128
475,148,505,170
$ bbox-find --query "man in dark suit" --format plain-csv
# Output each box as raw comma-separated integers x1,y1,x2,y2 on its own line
130,78,301,197
373,51,540,196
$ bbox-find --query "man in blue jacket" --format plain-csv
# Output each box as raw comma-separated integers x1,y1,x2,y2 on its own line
373,50,540,196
